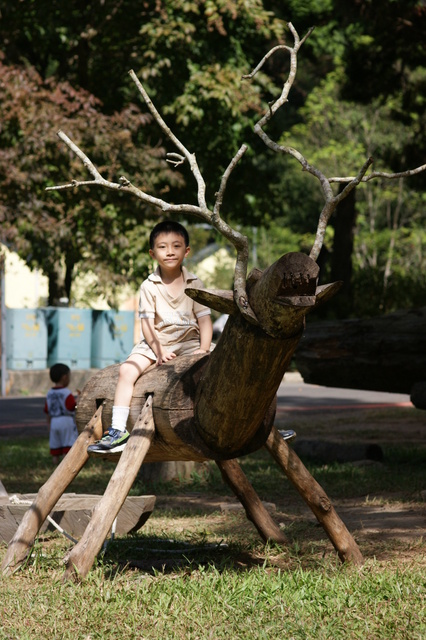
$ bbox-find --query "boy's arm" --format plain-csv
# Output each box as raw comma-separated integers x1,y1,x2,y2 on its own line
194,314,213,353
141,317,177,365
65,393,77,412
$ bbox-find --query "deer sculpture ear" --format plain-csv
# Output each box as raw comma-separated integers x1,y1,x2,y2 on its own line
185,287,237,315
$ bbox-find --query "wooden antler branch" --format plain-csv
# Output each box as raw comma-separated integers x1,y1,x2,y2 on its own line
46,77,256,323
246,22,426,261
328,164,426,183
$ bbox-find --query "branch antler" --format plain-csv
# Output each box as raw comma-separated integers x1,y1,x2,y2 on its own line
246,22,426,261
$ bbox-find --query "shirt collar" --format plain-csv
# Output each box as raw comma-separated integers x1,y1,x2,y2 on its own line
148,265,198,284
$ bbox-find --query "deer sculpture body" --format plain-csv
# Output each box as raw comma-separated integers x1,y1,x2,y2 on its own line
76,253,337,463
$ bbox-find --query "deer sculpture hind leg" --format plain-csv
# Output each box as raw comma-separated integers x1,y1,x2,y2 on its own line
1,404,104,576
216,459,287,544
265,426,364,565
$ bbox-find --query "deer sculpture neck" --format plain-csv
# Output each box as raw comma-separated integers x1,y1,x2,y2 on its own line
189,252,340,457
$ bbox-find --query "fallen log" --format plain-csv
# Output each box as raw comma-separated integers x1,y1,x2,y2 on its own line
295,307,426,394
291,440,384,464
410,381,426,410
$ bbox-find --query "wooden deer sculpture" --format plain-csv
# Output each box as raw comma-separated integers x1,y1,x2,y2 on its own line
3,23,424,581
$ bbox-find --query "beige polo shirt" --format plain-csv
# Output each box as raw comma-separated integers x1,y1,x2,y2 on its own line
137,266,210,349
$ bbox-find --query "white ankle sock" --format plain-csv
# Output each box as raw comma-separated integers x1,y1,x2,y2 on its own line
111,406,130,432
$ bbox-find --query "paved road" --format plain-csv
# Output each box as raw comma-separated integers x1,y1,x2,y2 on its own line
276,373,412,426
0,374,412,439
0,396,47,438
278,373,411,409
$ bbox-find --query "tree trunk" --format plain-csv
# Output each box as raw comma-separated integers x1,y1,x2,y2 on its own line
48,267,68,306
329,184,356,317
137,461,196,487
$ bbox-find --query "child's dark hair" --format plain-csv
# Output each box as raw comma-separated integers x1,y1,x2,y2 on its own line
149,220,189,249
50,363,70,383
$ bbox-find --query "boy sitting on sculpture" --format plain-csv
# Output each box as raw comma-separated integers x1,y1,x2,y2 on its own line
88,220,213,454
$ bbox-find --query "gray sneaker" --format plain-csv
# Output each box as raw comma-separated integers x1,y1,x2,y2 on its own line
87,428,130,454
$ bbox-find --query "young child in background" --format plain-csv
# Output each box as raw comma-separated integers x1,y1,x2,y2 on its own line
44,363,79,464
88,219,213,454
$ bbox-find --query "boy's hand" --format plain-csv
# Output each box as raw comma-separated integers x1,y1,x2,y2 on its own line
156,350,177,366
192,348,208,355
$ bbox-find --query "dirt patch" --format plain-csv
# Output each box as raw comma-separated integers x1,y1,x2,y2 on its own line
155,492,425,547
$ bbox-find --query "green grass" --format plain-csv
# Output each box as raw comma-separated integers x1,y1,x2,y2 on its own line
0,545,424,639
0,421,425,639
0,437,112,494
2,436,424,502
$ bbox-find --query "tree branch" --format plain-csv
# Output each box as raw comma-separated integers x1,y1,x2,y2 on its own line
46,22,426,321
329,163,426,183
246,22,426,261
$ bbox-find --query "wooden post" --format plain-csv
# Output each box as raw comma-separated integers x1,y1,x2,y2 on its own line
265,426,364,565
217,459,287,544
1,405,103,575
63,395,155,581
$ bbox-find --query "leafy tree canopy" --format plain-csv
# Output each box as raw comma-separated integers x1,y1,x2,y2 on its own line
0,56,179,305
0,1,424,314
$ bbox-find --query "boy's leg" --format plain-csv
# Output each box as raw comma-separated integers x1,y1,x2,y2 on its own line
113,353,154,407
88,353,153,453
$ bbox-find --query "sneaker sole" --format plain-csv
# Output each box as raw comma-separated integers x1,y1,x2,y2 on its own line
278,429,297,442
87,441,129,455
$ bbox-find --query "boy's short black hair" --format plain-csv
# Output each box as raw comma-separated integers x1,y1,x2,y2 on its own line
50,363,70,383
149,220,189,249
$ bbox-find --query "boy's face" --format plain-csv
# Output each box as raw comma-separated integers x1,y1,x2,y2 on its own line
149,232,190,271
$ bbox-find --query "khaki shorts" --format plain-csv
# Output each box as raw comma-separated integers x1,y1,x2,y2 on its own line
129,338,203,362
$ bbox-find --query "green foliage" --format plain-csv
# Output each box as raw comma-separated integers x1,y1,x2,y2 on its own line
350,180,426,315
276,66,426,316
0,2,425,313
0,59,178,304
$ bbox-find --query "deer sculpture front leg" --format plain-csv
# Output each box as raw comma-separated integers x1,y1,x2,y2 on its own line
64,395,155,581
265,427,364,565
